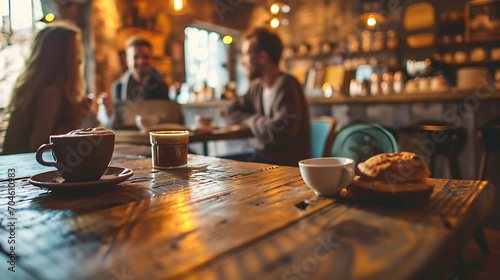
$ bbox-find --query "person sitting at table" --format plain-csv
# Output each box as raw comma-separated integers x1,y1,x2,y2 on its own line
225,27,310,166
2,21,100,155
112,37,169,101
98,37,174,129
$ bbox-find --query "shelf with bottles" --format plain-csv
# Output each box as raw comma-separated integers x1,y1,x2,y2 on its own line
337,36,500,65
431,50,500,68
283,44,427,63
288,43,499,100
441,59,500,69
343,48,401,58
307,88,500,105
284,47,403,66
283,52,345,67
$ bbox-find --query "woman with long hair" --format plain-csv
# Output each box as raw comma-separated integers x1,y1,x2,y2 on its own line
3,21,93,154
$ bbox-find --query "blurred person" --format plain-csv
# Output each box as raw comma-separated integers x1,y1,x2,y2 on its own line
112,37,169,101
2,21,98,155
225,28,310,166
106,37,179,129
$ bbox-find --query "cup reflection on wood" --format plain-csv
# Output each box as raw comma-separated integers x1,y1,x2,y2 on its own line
150,131,189,169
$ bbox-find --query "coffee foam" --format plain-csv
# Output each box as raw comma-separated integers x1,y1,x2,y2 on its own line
150,131,189,145
66,127,114,136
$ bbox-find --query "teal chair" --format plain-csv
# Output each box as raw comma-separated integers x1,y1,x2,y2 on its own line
310,116,336,158
331,123,398,168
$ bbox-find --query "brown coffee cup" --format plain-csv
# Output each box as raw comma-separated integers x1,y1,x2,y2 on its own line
35,128,115,182
150,131,189,169
194,115,214,128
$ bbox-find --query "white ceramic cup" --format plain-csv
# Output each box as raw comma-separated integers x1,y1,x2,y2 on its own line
299,157,355,196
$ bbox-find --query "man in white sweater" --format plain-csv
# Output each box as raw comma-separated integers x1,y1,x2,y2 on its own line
226,28,310,166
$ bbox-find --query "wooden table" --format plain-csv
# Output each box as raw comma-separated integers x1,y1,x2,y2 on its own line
114,125,252,155
0,144,495,280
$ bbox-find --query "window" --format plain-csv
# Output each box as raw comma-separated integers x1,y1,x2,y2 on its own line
0,0,44,108
184,27,229,100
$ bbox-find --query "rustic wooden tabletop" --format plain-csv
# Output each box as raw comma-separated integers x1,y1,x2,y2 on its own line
0,144,495,280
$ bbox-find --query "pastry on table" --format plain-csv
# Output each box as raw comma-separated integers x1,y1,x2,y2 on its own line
347,152,435,206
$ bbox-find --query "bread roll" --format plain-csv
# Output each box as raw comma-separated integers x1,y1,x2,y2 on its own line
348,152,435,206
355,152,431,182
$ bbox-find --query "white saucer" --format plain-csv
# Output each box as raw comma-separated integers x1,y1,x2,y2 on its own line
29,166,134,192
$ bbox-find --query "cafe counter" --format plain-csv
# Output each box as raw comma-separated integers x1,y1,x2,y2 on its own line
307,89,500,104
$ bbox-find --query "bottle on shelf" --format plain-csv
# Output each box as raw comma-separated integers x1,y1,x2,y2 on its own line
393,71,403,94
361,31,372,53
381,73,394,95
386,30,398,50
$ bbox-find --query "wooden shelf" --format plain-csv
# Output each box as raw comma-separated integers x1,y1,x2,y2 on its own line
285,39,500,65
307,89,500,104
284,53,344,65
178,89,500,108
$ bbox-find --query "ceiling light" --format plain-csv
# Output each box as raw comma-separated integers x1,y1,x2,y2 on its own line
359,13,386,29
223,35,233,45
282,4,290,13
270,18,280,28
367,16,376,27
168,0,190,15
270,4,280,15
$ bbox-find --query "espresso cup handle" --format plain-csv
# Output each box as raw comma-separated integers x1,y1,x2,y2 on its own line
339,166,355,189
35,143,57,167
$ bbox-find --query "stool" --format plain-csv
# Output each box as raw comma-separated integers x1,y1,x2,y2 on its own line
400,121,466,179
478,121,500,180
474,119,500,256
402,122,489,258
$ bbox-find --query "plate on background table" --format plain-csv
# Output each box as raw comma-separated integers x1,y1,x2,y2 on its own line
29,166,134,192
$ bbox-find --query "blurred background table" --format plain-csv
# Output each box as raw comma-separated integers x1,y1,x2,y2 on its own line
114,125,252,156
0,144,495,280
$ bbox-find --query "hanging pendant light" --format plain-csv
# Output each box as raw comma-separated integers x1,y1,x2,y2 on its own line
168,0,190,15
269,2,290,14
270,17,280,29
359,13,386,29
267,2,291,29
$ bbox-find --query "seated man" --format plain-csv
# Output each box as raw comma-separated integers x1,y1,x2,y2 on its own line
113,37,169,101
225,28,310,166
105,37,178,128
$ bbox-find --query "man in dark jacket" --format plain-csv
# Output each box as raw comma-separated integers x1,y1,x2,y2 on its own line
112,37,169,101
108,37,172,128
226,28,310,166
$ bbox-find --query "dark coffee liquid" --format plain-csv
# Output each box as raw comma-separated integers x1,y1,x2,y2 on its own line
152,144,188,168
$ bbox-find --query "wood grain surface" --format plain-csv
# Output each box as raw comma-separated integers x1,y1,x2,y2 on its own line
0,144,495,280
